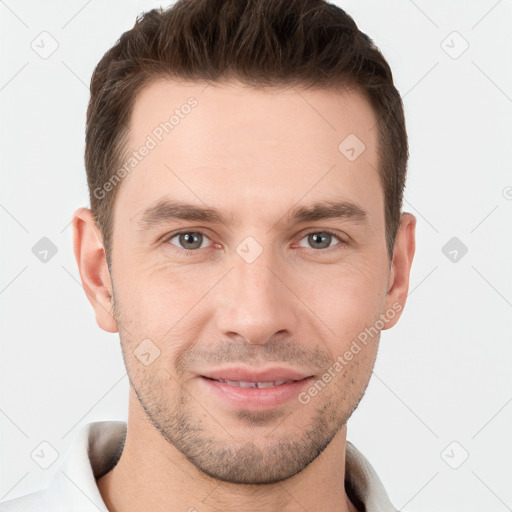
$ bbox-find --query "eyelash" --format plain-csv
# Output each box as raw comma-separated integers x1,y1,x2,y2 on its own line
164,229,346,256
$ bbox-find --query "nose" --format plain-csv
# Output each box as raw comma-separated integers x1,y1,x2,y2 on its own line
213,248,300,345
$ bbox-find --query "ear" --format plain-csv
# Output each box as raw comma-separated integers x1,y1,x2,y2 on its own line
72,208,118,333
382,212,416,329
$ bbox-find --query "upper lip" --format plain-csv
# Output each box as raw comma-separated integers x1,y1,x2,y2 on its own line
200,367,313,382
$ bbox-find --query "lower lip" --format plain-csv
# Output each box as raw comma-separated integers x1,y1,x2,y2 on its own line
199,376,314,411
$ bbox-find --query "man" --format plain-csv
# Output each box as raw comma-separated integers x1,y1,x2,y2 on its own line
0,0,415,510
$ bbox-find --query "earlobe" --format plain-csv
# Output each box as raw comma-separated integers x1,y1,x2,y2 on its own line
382,212,416,329
72,208,118,333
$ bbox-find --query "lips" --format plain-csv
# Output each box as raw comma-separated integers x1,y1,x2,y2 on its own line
198,367,314,411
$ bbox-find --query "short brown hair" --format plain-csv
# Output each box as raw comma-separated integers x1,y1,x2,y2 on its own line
85,0,408,263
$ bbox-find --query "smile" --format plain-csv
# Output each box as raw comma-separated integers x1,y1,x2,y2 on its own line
211,378,294,388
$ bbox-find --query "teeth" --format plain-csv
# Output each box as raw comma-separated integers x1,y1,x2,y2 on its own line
216,379,291,388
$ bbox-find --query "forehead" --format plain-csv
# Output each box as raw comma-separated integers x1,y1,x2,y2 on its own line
128,78,377,158
117,78,382,227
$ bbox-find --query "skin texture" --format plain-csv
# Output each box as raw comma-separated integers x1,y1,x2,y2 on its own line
73,79,416,512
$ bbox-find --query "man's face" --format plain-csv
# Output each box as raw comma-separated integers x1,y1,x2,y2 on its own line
104,79,403,483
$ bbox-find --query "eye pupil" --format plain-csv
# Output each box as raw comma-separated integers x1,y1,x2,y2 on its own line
309,232,331,249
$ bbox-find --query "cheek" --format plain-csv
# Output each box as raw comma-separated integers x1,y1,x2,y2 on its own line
111,252,193,324
333,340,378,403
111,265,209,374
293,257,388,332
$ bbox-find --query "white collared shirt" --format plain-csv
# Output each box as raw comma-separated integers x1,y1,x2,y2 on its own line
0,421,397,511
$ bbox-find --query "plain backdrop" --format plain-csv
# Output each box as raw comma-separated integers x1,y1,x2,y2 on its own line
1,1,511,510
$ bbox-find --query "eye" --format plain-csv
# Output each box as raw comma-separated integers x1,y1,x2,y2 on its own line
164,229,346,256
297,230,344,251
167,231,211,252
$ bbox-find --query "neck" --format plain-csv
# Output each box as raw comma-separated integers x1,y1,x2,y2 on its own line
97,389,359,512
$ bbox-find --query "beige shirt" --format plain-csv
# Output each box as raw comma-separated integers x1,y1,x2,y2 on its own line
0,421,398,511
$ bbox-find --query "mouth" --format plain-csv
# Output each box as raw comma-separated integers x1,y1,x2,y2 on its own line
198,368,314,411
202,377,299,389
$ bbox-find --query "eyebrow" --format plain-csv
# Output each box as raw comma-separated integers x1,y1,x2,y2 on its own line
136,198,368,231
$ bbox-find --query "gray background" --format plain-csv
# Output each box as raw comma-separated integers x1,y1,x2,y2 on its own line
1,0,511,510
